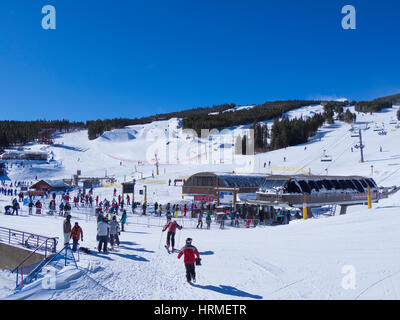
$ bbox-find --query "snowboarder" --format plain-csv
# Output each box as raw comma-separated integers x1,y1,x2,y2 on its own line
63,215,72,246
177,238,200,283
70,222,83,252
162,217,182,253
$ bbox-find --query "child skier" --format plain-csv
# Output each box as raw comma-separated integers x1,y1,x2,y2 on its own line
162,217,182,253
177,238,200,283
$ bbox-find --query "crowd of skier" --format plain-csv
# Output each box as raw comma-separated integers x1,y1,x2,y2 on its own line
0,181,287,284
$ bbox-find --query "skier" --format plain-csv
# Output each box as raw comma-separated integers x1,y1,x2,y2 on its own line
97,217,110,253
142,202,147,215
35,200,42,214
63,215,72,246
177,238,201,283
196,211,203,229
64,201,71,216
120,210,127,232
59,202,65,216
183,204,187,217
109,216,120,250
205,211,212,230
11,198,19,215
154,202,158,215
70,222,83,252
28,200,34,215
162,217,182,253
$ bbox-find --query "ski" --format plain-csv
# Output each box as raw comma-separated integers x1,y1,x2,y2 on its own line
164,245,171,254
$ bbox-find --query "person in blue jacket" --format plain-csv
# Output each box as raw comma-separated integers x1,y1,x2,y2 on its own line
120,210,127,231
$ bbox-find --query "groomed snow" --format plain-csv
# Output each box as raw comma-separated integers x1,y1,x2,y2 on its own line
1,104,400,300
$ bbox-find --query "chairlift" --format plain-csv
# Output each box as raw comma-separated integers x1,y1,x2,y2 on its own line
351,131,360,137
320,149,332,162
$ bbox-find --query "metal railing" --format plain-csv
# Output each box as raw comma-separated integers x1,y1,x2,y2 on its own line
0,226,58,256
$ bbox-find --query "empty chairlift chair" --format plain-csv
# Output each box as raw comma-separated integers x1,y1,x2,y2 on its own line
321,150,332,162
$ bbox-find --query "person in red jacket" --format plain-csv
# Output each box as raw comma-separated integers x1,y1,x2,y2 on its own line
70,222,83,252
162,217,182,252
177,238,200,283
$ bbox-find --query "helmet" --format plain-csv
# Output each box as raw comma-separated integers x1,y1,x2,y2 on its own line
186,238,192,245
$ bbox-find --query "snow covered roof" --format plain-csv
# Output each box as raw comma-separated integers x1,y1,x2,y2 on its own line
184,172,266,189
31,179,69,189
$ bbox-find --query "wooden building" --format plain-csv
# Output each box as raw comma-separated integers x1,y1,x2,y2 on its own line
29,179,71,195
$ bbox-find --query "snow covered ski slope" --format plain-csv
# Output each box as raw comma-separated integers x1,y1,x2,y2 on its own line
1,104,400,300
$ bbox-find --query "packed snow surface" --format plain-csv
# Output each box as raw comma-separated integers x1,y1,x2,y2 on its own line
1,104,400,300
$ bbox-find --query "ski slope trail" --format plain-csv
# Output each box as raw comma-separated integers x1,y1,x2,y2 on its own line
2,105,400,299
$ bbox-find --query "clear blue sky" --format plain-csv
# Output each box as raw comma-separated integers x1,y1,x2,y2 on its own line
1,0,399,121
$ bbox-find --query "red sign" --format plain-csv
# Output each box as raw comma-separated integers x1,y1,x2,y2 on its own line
194,195,215,202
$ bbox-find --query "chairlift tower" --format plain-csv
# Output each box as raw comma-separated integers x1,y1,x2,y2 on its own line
358,129,365,163
154,153,159,175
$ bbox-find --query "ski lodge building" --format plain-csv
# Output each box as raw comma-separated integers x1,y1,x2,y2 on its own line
182,172,266,203
182,172,397,221
250,174,383,215
0,150,48,162
29,179,71,196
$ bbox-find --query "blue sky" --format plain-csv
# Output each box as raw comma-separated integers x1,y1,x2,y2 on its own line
1,0,399,121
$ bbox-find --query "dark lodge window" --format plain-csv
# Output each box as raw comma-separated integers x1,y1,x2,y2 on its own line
308,180,320,192
287,180,302,193
321,180,333,190
330,180,341,189
298,180,311,194
365,178,377,188
360,179,368,188
351,179,365,192
338,180,353,190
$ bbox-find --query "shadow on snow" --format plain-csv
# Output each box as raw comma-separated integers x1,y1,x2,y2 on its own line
190,284,262,299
